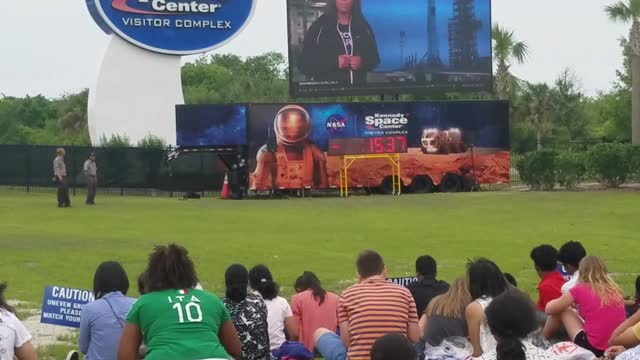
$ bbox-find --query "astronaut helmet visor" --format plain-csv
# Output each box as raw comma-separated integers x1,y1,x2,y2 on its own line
276,109,311,143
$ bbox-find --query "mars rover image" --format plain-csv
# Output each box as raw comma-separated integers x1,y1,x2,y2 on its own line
421,128,468,154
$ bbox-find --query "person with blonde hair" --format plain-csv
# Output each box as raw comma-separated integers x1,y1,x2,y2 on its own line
544,256,626,357
419,277,471,347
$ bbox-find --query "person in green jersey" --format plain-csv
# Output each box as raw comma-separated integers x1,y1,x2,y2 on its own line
118,244,241,360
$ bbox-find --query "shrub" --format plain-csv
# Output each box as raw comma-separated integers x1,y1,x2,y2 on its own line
99,134,131,148
555,153,586,190
586,143,631,187
516,151,556,190
137,134,167,149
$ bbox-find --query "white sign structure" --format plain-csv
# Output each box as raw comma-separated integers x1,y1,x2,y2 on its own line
85,0,256,145
88,36,184,145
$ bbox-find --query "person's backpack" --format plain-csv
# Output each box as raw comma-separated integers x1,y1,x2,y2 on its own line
424,337,472,360
615,345,640,360
550,342,596,360
271,341,313,360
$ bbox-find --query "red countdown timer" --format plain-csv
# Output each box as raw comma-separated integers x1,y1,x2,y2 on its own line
328,136,408,156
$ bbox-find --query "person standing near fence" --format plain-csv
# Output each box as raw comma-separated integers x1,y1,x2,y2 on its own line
53,148,71,208
84,153,97,205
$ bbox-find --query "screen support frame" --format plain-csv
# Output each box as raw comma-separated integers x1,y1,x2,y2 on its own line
339,153,401,197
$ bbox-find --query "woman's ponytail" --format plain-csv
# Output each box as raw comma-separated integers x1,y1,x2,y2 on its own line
496,336,526,360
485,289,537,360
0,283,15,314
225,264,249,303
226,284,248,303
258,280,279,300
249,265,279,300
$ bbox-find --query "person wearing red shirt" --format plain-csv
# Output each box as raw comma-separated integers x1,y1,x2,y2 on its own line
530,245,567,315
292,271,340,353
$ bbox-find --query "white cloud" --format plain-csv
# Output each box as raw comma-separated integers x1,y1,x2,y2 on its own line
0,0,627,97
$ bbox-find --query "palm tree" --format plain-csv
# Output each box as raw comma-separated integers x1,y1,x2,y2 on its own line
606,0,640,145
492,24,529,100
523,83,551,150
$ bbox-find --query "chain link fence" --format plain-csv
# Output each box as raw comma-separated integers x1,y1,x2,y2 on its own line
1,139,625,194
0,145,228,196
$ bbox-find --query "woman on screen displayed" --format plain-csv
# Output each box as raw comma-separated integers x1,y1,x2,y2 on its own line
299,0,380,86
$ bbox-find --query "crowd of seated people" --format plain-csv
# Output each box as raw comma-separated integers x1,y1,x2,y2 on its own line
4,240,640,360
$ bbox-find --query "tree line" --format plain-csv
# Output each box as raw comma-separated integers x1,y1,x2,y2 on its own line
0,12,635,151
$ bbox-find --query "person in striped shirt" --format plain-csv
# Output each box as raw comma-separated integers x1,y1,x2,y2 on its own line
314,250,420,360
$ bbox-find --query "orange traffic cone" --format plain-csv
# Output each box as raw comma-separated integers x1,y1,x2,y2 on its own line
220,173,230,199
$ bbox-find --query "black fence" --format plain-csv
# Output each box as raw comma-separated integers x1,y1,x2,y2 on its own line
0,139,624,195
0,145,228,194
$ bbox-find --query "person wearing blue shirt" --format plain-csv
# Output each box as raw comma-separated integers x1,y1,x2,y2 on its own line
74,261,136,360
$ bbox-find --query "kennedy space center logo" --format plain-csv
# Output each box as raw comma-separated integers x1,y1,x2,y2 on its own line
365,113,409,130
111,0,222,15
88,0,256,55
326,114,348,135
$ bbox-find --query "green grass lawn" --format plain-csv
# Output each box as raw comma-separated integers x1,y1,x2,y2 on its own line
2,189,639,306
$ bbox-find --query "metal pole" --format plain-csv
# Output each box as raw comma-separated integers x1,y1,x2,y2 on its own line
397,154,401,195
345,157,349,197
25,146,31,193
71,149,77,196
340,157,344,197
169,159,173,198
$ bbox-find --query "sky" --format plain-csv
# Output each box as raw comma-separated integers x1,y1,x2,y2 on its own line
0,0,628,98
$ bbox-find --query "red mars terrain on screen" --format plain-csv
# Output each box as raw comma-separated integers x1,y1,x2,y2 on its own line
324,148,510,188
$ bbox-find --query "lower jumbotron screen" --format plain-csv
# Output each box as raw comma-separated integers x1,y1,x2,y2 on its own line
176,104,247,147
246,101,510,190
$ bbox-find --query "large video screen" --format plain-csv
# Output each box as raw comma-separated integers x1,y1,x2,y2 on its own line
246,101,509,190
175,104,247,147
286,0,492,97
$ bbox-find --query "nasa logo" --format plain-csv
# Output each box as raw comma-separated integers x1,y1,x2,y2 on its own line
88,0,256,55
325,114,348,134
